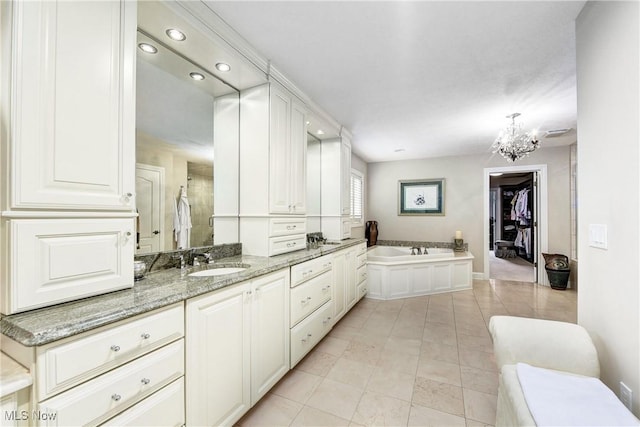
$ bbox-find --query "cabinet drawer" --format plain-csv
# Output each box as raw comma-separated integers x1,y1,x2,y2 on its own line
357,265,368,285
356,252,367,269
290,271,332,326
290,255,333,288
38,340,184,427
36,303,184,401
290,301,333,367
101,377,184,427
269,234,306,256
6,218,135,314
269,218,306,237
357,242,367,256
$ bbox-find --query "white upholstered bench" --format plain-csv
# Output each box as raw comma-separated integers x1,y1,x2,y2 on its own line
489,316,639,426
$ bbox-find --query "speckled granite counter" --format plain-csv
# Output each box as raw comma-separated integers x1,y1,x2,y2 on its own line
0,239,365,347
0,353,31,397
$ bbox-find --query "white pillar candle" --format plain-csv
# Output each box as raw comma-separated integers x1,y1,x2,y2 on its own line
455,230,462,239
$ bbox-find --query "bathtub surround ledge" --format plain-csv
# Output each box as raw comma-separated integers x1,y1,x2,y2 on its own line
376,240,469,252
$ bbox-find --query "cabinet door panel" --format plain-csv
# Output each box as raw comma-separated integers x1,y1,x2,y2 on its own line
269,86,291,214
289,99,307,213
7,218,134,314
251,271,290,404
186,284,251,427
11,1,136,210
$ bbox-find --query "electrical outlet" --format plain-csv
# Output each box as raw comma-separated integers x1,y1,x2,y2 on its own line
620,382,633,411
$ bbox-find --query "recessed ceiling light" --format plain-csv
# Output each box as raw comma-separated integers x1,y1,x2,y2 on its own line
490,172,504,176
317,130,325,135
394,148,405,153
138,43,157,54
166,28,186,41
215,62,231,72
189,72,205,81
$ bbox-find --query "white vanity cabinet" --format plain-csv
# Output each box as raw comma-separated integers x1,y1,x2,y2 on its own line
0,0,137,314
1,0,136,210
185,269,290,427
331,242,366,324
321,136,352,240
239,83,308,256
0,303,185,427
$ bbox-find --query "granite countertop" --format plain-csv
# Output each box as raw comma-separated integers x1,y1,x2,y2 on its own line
0,239,365,347
0,353,32,397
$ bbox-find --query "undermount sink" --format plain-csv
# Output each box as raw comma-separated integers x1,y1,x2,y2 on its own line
320,241,341,246
188,267,247,277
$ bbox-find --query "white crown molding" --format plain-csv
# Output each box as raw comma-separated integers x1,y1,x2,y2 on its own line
2,211,137,219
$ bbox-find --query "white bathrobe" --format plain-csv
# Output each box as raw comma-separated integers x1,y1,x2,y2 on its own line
174,188,192,249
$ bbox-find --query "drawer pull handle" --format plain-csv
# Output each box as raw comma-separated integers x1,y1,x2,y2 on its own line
112,394,122,402
141,333,151,340
307,333,313,338
301,297,311,304
110,345,121,352
141,378,151,385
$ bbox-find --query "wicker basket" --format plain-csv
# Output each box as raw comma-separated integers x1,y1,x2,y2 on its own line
543,253,570,290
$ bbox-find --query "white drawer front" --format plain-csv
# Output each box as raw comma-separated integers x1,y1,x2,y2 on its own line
37,304,184,401
341,219,351,238
38,340,184,427
100,377,184,427
269,218,306,237
290,271,332,326
357,281,368,301
356,252,367,269
290,255,332,288
357,265,368,285
290,302,333,367
269,234,306,256
357,242,367,256
7,218,134,314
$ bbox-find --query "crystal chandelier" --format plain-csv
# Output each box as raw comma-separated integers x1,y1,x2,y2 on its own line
492,113,540,162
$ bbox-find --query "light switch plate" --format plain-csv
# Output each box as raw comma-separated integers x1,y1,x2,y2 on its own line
588,224,608,249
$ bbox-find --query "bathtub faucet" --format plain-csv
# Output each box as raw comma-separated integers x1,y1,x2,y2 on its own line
411,246,422,255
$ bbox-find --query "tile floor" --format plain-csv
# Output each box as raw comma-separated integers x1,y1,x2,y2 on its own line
238,279,577,426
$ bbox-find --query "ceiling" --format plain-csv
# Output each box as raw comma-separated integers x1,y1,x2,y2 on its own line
203,1,585,163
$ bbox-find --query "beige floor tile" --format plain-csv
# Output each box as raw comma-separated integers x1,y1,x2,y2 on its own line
366,367,416,402
352,391,411,426
290,405,351,427
342,340,384,366
426,308,455,325
416,358,461,386
408,403,467,427
457,333,494,353
458,347,497,372
412,377,464,417
330,323,362,341
384,336,423,356
422,323,458,347
465,419,494,427
455,321,491,338
326,357,375,389
271,369,323,404
306,378,364,420
297,350,339,376
463,388,497,425
460,366,499,395
377,348,419,375
237,393,302,427
390,323,425,340
340,313,371,329
315,336,351,357
420,341,459,363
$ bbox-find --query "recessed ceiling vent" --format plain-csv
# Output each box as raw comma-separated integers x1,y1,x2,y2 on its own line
544,128,572,138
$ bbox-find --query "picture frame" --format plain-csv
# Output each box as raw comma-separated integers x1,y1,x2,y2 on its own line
398,178,445,215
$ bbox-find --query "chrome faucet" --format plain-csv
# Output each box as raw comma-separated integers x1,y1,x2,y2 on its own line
193,253,212,266
172,254,186,270
411,246,422,255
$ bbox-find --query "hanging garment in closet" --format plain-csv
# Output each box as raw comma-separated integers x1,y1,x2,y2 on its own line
515,189,529,223
515,228,531,257
173,187,192,249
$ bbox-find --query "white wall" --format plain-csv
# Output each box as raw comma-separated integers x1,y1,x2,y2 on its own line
367,146,571,273
576,1,639,415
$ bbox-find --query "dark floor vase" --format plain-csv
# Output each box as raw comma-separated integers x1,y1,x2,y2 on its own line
366,221,378,247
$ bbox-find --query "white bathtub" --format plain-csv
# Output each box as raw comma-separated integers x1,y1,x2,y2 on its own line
366,246,474,300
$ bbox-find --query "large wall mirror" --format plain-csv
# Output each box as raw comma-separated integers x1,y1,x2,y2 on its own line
135,30,239,255
306,132,322,233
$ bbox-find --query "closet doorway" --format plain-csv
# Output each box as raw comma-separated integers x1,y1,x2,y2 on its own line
483,165,548,285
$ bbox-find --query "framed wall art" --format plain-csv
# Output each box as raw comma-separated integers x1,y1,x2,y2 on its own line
398,178,445,215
